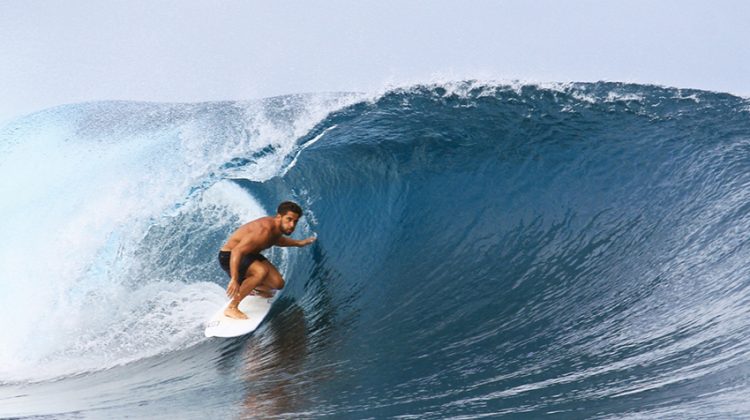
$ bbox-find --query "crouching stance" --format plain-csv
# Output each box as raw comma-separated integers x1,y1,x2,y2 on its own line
218,201,316,319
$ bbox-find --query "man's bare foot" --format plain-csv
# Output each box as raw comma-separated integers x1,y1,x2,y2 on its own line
224,306,248,319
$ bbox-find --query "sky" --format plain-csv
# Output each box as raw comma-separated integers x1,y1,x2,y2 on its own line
1,0,749,122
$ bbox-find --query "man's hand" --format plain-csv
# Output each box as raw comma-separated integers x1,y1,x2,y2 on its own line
300,236,317,247
226,279,239,298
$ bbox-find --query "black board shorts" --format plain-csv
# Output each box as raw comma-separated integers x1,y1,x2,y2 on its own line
218,251,267,285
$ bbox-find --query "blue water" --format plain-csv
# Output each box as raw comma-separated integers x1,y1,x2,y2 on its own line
2,82,750,418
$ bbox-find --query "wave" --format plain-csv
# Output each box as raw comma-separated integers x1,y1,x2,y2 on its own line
2,81,750,417
0,93,362,382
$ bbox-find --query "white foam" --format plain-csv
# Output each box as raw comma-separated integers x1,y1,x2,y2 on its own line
0,95,357,382
605,91,645,103
0,281,227,382
369,79,654,108
201,180,269,221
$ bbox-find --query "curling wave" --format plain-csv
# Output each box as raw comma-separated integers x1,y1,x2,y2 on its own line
2,82,750,418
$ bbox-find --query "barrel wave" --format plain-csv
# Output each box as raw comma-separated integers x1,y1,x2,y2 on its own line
2,82,750,418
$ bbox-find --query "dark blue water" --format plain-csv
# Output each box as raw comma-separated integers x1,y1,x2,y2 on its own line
2,82,750,418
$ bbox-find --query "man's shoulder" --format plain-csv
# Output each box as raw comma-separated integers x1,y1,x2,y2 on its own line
242,216,274,233
254,216,275,227
244,215,271,226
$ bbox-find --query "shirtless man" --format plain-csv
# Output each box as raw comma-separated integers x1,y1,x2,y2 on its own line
218,201,316,319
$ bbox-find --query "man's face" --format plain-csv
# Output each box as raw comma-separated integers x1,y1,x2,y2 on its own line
279,211,300,235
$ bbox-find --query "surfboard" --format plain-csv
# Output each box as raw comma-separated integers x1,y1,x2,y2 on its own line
204,295,273,338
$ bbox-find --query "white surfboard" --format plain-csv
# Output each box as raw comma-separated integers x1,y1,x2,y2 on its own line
204,295,273,338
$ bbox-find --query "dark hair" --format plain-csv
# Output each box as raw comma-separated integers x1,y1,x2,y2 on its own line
277,201,303,217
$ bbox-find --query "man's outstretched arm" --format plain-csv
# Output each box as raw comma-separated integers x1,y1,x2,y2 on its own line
276,236,316,247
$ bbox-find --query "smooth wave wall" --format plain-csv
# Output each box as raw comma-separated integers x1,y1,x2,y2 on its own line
240,82,750,416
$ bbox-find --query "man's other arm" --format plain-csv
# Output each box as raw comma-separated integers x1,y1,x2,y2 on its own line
276,236,316,248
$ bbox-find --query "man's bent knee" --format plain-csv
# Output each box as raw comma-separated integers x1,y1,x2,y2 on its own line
256,261,283,289
263,272,285,290
245,264,268,282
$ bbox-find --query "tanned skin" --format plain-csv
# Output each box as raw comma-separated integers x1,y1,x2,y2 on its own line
220,210,315,319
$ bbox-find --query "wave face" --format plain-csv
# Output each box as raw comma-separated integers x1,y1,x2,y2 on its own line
2,82,750,418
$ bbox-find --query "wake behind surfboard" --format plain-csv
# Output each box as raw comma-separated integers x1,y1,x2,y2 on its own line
204,295,273,338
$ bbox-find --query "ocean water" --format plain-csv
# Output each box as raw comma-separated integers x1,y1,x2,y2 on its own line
1,82,750,419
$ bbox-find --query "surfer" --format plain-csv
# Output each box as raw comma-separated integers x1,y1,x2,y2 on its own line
218,201,316,319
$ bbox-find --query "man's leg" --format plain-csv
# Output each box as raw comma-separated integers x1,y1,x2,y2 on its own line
224,261,268,319
260,260,285,290
245,261,284,298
